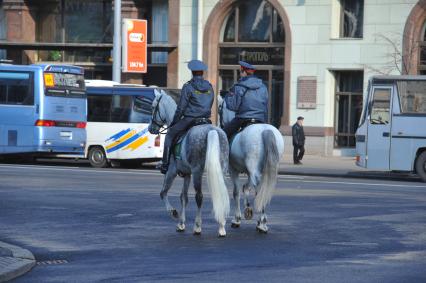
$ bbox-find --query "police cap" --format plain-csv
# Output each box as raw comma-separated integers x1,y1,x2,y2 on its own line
239,61,256,70
297,116,304,121
188,60,207,71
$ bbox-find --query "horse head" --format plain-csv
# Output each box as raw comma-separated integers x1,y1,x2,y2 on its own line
148,89,176,135
217,95,235,128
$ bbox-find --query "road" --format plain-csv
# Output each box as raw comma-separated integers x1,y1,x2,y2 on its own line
0,163,425,282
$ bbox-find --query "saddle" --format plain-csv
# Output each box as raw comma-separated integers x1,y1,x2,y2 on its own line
229,118,263,143
172,117,212,161
240,118,262,130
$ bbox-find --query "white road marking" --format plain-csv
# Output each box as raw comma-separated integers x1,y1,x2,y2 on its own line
282,178,426,188
0,164,161,176
0,164,425,188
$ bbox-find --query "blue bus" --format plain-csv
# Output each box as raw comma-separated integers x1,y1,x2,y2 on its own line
0,64,87,158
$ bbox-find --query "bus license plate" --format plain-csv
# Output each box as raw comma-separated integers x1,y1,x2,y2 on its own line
60,131,72,139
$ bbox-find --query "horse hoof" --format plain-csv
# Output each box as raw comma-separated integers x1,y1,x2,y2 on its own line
218,232,226,238
256,226,268,234
193,231,202,236
170,209,179,219
176,224,185,232
244,207,253,220
231,222,240,228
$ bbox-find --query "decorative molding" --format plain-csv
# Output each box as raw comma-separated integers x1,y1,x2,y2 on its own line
203,0,292,127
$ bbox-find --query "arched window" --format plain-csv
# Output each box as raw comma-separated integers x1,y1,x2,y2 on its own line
420,22,426,75
218,0,285,128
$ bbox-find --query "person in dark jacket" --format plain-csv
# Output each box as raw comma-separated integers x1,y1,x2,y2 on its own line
220,61,268,139
159,59,214,174
292,116,305,165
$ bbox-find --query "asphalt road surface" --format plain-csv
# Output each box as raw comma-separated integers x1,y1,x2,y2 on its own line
0,163,425,283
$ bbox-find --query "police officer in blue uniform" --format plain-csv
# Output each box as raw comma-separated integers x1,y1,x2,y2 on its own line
159,59,214,174
220,61,269,139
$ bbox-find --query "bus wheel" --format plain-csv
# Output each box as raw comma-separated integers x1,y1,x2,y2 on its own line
415,151,426,182
88,146,109,168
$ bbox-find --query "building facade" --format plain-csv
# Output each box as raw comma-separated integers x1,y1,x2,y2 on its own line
1,0,426,155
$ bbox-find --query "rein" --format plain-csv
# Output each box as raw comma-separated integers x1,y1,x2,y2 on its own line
151,95,169,134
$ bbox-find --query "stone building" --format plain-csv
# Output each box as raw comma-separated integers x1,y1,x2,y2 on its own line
1,0,425,155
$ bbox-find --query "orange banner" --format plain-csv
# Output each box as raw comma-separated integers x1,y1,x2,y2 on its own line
122,19,147,73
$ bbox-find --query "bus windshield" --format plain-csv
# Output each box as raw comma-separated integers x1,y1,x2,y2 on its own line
44,72,85,98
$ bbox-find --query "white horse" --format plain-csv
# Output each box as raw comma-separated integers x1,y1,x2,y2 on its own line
218,96,284,233
148,90,230,237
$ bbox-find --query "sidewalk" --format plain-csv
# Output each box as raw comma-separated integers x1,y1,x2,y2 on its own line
0,241,35,282
278,154,420,182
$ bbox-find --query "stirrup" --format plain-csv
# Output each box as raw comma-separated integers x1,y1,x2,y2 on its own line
160,163,168,174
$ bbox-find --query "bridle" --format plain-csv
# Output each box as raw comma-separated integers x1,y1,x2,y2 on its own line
151,94,168,134
218,99,224,129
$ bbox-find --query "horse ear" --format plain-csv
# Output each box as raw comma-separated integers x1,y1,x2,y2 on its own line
217,95,223,104
154,89,161,98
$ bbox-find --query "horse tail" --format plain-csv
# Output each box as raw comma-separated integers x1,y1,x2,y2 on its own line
255,129,280,212
205,130,230,224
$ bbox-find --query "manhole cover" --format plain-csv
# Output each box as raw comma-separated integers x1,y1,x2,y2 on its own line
37,259,69,265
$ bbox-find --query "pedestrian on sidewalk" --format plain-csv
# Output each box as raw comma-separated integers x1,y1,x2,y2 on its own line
292,116,305,165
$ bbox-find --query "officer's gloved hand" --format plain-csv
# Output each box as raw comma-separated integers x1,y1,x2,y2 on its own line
219,90,228,98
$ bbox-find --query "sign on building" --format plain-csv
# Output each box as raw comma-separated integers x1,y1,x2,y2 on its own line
122,19,147,73
297,76,317,109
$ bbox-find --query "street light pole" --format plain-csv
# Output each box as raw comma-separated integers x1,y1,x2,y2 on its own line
113,0,121,83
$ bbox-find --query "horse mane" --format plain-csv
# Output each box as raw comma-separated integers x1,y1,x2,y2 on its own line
157,90,177,125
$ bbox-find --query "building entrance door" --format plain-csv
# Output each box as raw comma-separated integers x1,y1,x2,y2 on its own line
217,0,285,129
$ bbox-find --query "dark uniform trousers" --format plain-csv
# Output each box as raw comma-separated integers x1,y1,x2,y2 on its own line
223,117,247,140
162,117,195,166
293,145,305,163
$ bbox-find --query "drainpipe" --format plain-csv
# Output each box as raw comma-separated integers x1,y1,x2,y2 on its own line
113,0,121,83
197,0,203,60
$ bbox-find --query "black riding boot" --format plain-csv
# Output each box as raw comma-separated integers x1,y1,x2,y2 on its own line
160,145,171,174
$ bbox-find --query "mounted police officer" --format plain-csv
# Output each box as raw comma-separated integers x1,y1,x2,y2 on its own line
159,59,214,174
220,61,269,139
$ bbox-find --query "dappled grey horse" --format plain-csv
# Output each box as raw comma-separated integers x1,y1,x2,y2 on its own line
218,96,284,233
148,90,230,237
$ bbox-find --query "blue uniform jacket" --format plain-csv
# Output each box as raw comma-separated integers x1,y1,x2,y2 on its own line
225,75,268,122
172,76,214,124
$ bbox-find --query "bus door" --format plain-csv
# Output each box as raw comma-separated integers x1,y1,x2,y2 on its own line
366,86,392,170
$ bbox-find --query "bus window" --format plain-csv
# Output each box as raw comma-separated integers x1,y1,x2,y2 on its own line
88,95,112,122
397,81,426,114
44,72,85,98
130,96,152,123
370,88,390,124
111,95,131,123
0,71,34,105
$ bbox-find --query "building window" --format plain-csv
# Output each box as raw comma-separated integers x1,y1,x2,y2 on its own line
420,23,426,75
340,0,364,38
1,0,171,86
218,0,285,128
332,0,364,39
334,71,363,147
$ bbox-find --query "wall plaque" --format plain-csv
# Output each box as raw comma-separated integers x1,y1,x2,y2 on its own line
297,76,317,109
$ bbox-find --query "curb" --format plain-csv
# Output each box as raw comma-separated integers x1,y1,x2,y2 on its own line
278,170,421,182
0,242,35,282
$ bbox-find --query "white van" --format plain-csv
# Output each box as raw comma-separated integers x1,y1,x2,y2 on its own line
355,76,426,182
83,80,168,168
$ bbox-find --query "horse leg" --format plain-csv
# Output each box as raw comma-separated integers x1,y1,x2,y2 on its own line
243,170,261,220
230,168,241,228
242,181,253,220
159,161,179,219
176,175,190,232
256,209,268,233
193,172,203,235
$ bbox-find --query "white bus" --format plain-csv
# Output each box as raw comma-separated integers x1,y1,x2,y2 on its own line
355,76,426,182
83,80,172,168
